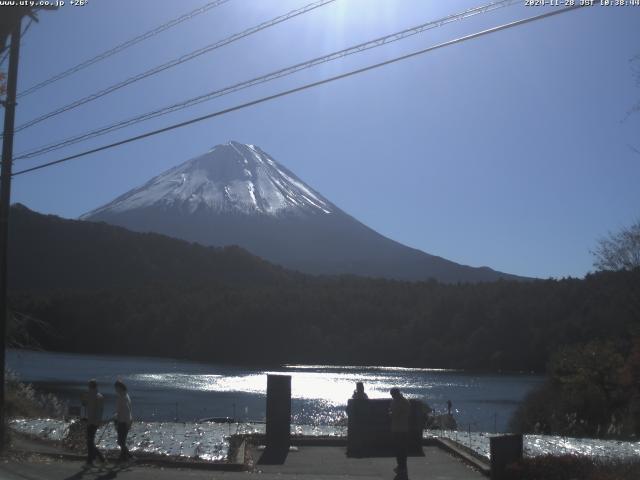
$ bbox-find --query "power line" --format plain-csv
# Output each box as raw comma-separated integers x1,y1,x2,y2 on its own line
14,0,336,133
15,0,519,161
14,0,514,158
16,0,232,99
12,4,586,178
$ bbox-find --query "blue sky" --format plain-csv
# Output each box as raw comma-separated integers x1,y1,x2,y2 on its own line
3,0,639,279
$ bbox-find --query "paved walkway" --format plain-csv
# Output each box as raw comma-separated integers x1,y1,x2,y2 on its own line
0,445,485,480
256,446,485,479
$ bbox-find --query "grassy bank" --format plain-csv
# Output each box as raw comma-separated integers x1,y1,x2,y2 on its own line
5,370,66,419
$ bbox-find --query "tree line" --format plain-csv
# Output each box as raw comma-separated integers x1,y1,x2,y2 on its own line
10,268,640,373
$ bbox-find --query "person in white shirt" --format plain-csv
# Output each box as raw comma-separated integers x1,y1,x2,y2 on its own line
82,379,105,465
114,379,133,460
389,387,410,478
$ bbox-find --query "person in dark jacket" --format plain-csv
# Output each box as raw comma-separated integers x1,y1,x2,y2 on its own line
352,382,369,400
390,387,410,478
82,379,105,465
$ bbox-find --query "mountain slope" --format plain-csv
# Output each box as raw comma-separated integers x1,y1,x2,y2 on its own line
8,204,294,291
82,141,522,283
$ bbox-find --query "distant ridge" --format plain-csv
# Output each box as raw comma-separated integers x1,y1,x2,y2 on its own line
9,203,294,291
81,141,524,283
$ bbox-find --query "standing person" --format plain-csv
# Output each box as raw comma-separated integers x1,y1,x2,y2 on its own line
352,382,369,400
389,387,410,479
346,381,369,418
114,379,133,460
447,399,452,416
82,379,105,465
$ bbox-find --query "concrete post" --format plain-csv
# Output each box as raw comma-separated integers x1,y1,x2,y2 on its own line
265,374,291,449
490,434,523,480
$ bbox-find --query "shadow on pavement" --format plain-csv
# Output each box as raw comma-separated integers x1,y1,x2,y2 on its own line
257,446,290,465
64,462,134,480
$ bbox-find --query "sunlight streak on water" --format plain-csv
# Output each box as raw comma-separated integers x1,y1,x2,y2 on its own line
131,370,452,406
284,364,456,372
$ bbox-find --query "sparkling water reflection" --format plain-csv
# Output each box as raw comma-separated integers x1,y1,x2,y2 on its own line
7,349,543,432
429,430,640,461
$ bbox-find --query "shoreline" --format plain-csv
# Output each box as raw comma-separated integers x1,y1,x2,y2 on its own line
8,347,545,376
9,417,640,463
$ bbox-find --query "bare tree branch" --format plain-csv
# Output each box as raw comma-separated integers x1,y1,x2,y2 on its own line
592,220,640,271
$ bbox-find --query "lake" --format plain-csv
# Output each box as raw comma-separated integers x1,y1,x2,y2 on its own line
7,349,544,433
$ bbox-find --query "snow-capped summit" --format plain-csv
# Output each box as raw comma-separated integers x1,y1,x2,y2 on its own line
82,142,522,283
82,141,332,219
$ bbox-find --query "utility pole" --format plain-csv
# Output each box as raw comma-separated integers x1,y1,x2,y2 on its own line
0,5,56,450
0,10,24,451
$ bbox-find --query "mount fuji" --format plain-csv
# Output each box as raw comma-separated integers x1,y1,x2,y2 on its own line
81,141,519,283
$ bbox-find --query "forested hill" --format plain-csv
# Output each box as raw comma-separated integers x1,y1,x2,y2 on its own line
7,205,640,372
8,203,297,291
